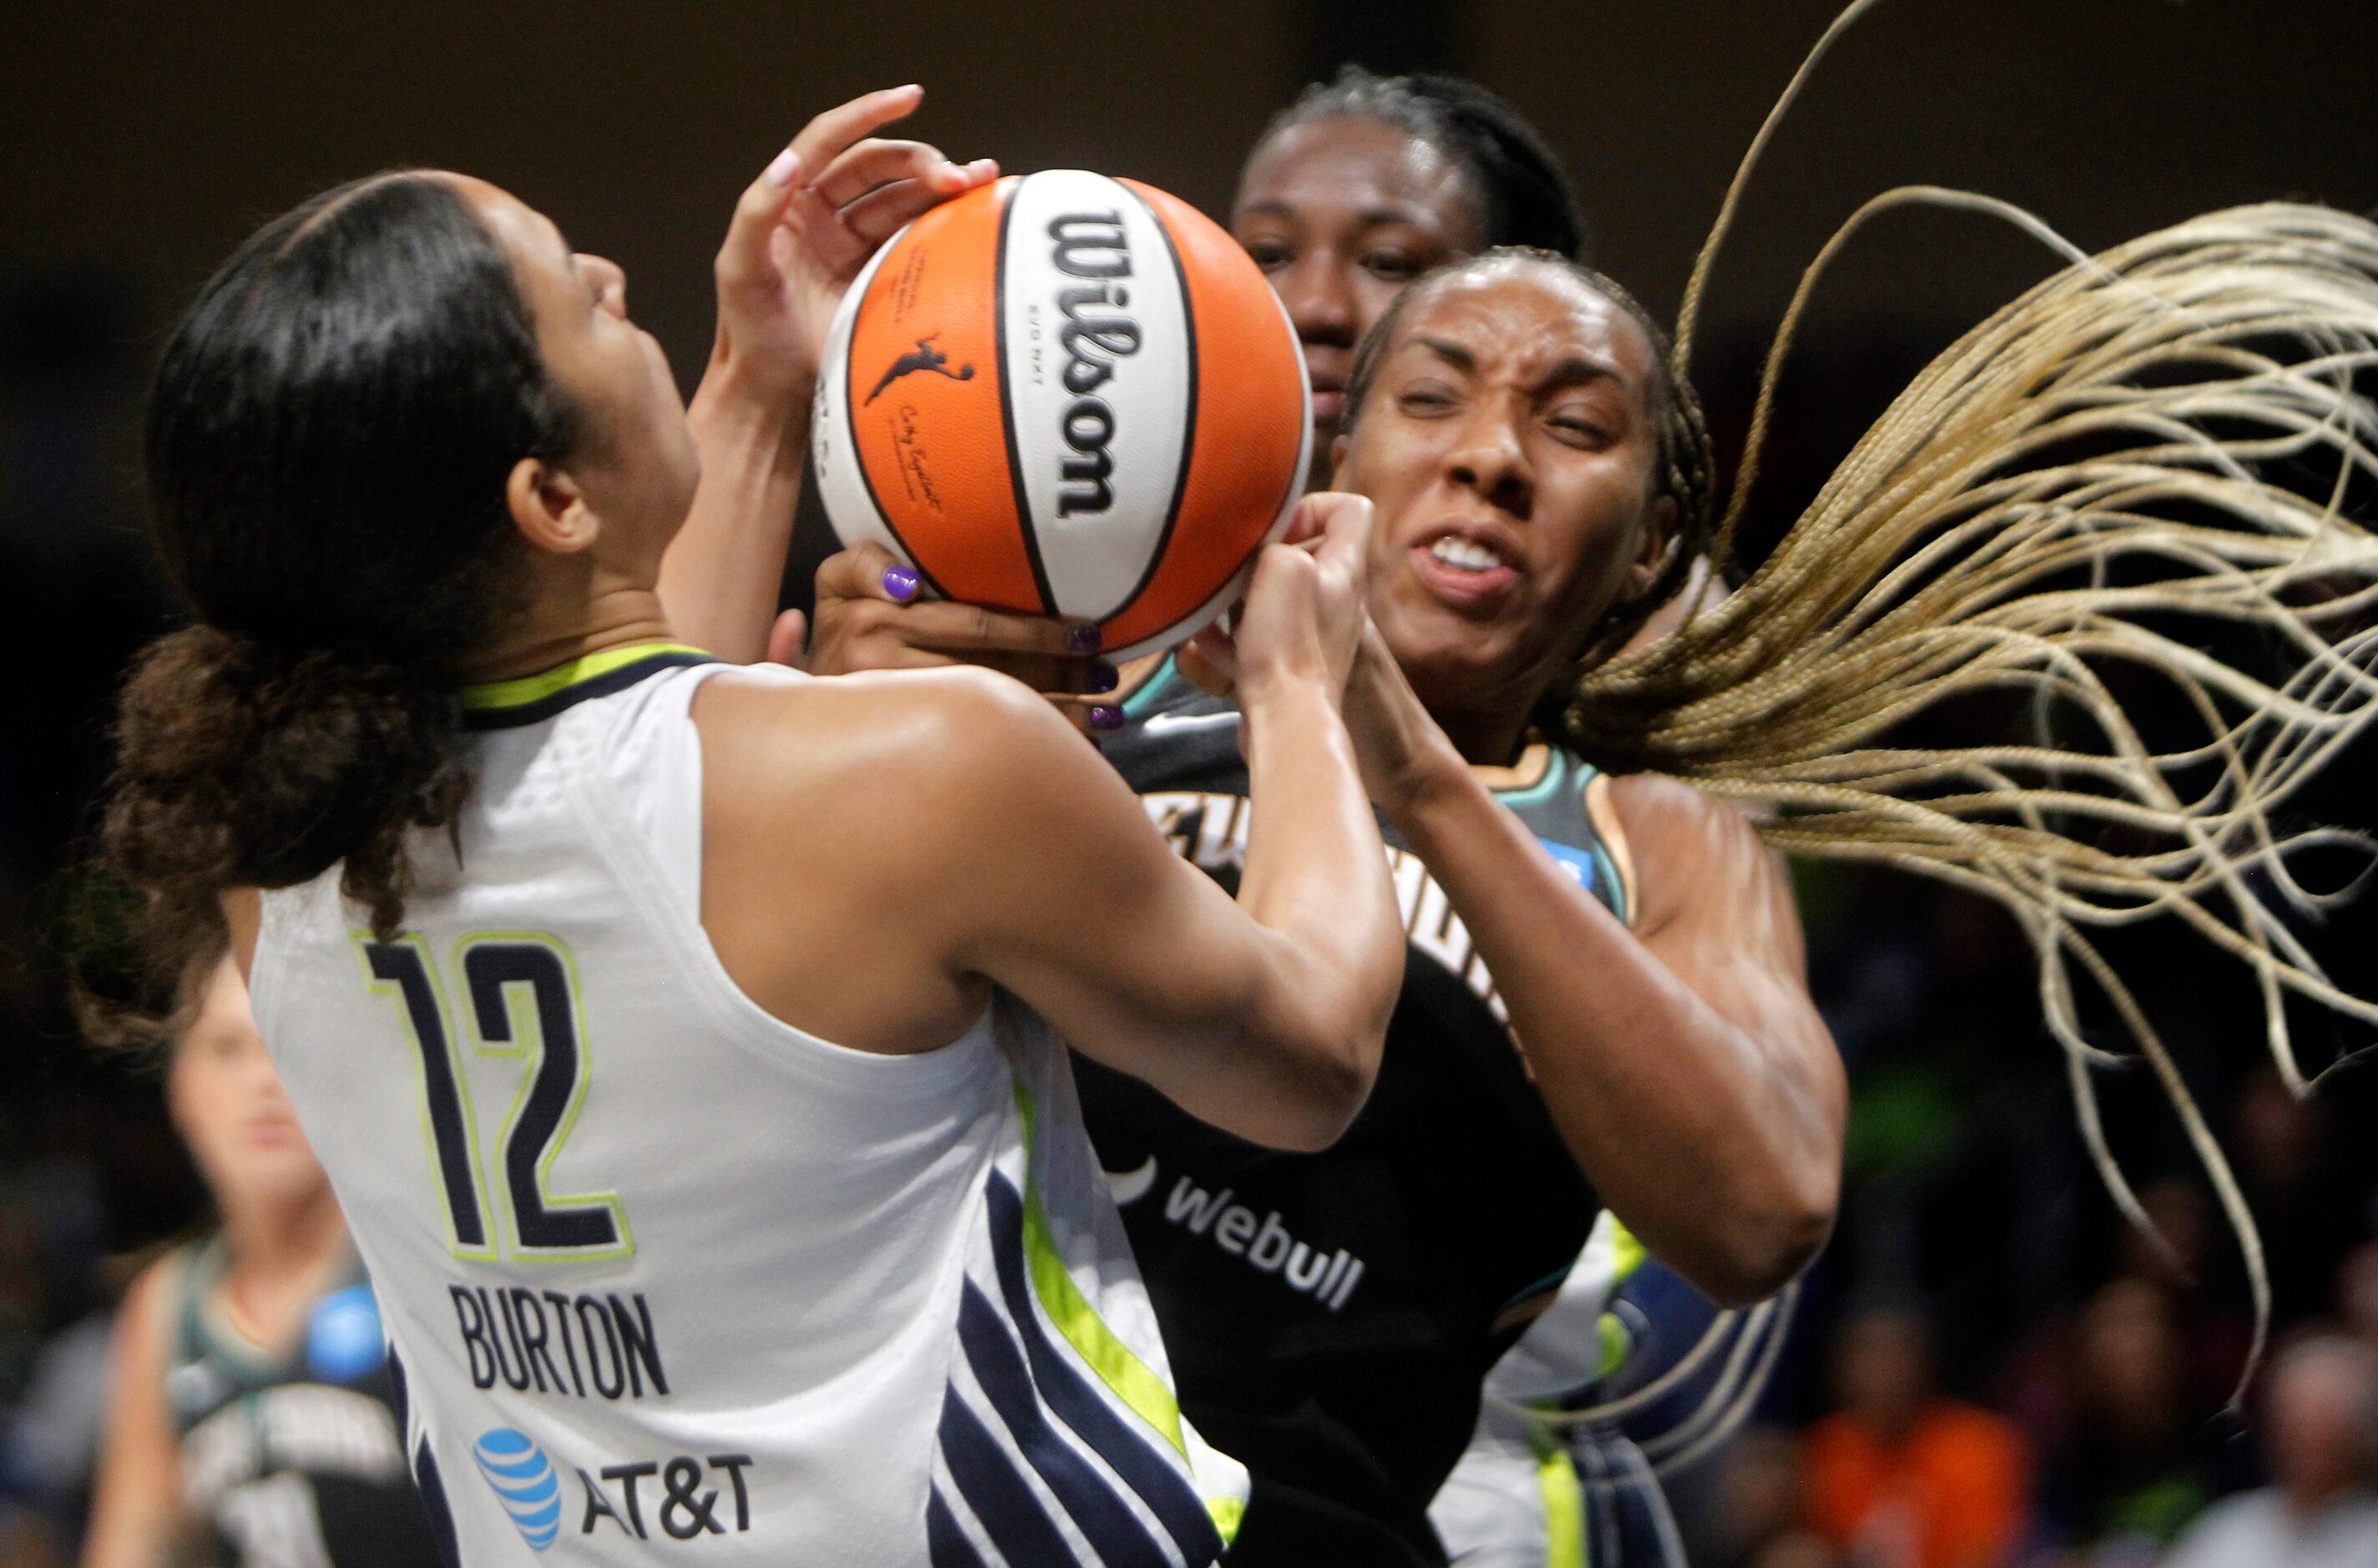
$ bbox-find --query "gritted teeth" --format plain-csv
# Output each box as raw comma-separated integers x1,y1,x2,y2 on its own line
1429,535,1508,572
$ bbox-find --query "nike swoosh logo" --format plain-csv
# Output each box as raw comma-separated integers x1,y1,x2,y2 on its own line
1104,1156,1158,1206
1141,711,1241,736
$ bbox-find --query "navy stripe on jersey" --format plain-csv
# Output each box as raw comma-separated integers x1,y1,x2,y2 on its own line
387,1342,409,1431
927,1486,989,1568
937,1389,1077,1565
389,1349,463,1568
980,1171,1220,1564
412,1434,463,1568
957,1279,1167,1561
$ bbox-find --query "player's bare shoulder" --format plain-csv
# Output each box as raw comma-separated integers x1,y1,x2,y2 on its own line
692,665,1089,865
1606,771,1794,943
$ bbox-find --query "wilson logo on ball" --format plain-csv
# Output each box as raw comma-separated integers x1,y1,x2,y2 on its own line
1048,210,1141,518
813,169,1310,658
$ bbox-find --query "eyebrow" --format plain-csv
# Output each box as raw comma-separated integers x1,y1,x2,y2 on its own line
1404,337,1632,397
1537,355,1627,395
1408,334,1477,372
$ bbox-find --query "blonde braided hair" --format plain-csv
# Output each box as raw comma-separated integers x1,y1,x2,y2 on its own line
1543,0,2378,1399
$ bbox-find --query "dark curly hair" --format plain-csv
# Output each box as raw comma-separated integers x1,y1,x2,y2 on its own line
1256,67,1586,260
94,170,582,1039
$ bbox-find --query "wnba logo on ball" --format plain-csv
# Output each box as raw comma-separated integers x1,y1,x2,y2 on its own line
1048,211,1141,518
473,1427,562,1551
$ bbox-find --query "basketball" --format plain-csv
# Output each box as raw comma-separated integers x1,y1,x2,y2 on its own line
812,170,1312,657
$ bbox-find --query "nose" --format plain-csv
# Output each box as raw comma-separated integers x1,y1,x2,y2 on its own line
1445,398,1534,518
1277,251,1357,351
581,253,629,318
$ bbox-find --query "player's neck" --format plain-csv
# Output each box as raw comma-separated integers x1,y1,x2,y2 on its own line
464,583,679,683
217,1182,347,1346
1406,654,1553,767
1436,711,1532,768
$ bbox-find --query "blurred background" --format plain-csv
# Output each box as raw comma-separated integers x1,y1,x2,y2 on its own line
4,2,2376,1564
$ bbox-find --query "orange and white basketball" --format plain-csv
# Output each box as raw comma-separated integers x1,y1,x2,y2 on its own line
812,170,1312,657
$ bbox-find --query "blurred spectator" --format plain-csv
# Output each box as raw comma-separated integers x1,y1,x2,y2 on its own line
2162,1333,2378,1568
0,1307,110,1565
2035,1278,2223,1558
1754,1536,1849,1568
1709,1425,1851,1568
1803,1305,2031,1568
2338,1242,2378,1347
2234,1068,2365,1328
2119,1177,2250,1402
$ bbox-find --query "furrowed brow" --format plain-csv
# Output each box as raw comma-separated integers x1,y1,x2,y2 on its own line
1538,356,1627,396
1408,335,1478,373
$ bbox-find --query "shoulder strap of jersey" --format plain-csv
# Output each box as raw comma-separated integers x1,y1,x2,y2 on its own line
164,1235,217,1369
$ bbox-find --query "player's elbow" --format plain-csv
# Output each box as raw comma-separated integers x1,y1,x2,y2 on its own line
1232,1009,1385,1153
1279,1047,1377,1152
1225,943,1395,1152
1683,1162,1838,1308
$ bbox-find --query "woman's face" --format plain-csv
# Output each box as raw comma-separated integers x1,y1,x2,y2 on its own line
169,959,326,1214
453,177,701,579
1232,115,1487,474
1334,260,1671,724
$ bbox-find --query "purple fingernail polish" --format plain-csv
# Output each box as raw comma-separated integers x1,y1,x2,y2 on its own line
883,564,920,602
1089,704,1126,731
1067,624,1102,655
1088,661,1120,694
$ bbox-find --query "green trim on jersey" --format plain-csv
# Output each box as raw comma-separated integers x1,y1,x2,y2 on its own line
459,642,715,730
1119,655,1183,719
1012,1077,1191,1459
1492,748,1572,810
1536,1439,1589,1568
1608,1216,1647,1286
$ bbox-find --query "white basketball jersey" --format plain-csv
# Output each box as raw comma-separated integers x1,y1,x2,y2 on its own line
250,644,1245,1566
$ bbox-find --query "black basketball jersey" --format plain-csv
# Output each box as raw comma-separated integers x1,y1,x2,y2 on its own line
1080,657,1636,1565
161,1238,439,1568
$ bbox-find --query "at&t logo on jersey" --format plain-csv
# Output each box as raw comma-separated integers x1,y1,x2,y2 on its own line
473,1428,562,1551
471,1424,759,1545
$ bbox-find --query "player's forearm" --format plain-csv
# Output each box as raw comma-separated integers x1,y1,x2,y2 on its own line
1232,677,1404,1140
1389,764,1838,1304
660,352,811,664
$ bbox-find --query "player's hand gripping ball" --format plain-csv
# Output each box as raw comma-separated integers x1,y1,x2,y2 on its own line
812,171,1312,658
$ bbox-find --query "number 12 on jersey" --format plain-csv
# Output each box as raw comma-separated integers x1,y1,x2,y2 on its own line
358,933,633,1262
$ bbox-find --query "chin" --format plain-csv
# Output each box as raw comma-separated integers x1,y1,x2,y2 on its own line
1396,635,1516,716
242,1147,330,1195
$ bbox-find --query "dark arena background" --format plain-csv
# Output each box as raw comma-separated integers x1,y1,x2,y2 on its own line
5,3,2378,1565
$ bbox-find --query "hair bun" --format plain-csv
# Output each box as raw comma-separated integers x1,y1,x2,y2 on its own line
109,625,463,938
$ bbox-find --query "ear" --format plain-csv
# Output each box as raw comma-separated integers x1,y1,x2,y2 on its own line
504,456,600,555
1622,493,1678,604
